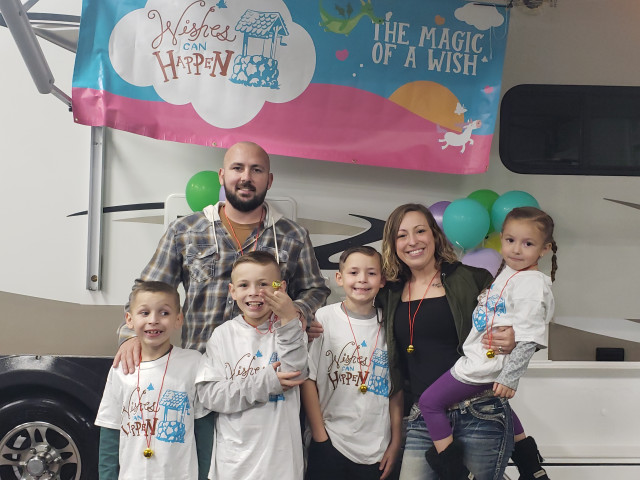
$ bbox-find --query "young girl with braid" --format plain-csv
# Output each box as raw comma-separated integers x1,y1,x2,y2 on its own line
419,207,558,480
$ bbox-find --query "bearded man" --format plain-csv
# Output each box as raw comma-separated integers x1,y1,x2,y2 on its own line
114,142,330,372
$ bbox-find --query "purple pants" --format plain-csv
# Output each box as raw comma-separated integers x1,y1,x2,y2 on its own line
418,369,524,441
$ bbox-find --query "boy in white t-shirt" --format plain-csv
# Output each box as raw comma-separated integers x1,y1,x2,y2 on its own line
196,251,308,480
302,246,403,479
96,281,211,480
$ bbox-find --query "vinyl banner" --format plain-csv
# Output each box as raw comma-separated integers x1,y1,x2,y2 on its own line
72,0,510,173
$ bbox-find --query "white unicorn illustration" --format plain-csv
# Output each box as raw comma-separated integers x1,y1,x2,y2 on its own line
438,119,482,154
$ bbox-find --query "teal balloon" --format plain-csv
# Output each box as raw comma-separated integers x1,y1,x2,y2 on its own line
467,189,500,233
491,191,540,232
185,171,221,212
443,198,490,250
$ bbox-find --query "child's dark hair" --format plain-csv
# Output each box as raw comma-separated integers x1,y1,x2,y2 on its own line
338,246,382,272
130,281,181,311
232,251,280,273
499,206,558,281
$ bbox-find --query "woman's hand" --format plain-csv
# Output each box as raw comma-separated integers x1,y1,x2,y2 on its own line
482,326,516,355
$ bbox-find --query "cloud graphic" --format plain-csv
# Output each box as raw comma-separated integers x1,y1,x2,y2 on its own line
109,0,316,128
454,4,504,31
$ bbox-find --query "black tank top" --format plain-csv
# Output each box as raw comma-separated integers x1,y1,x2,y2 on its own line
394,296,461,404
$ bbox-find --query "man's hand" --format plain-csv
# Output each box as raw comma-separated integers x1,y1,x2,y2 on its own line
482,326,515,354
112,337,141,374
306,319,324,341
271,361,305,390
493,382,515,399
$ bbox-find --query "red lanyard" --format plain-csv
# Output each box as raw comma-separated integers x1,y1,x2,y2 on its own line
246,313,276,334
484,264,537,358
136,347,172,458
343,303,382,394
223,205,264,255
406,270,440,354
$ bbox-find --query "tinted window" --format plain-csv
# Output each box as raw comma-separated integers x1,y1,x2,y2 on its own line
499,85,640,175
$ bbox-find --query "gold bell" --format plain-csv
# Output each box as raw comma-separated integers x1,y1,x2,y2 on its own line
406,345,415,354
486,349,495,359
143,448,154,458
272,281,282,290
359,384,368,393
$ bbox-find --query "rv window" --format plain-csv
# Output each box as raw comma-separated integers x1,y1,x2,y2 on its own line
499,85,640,176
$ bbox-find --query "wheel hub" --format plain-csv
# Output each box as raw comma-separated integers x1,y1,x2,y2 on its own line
0,421,80,480
26,456,46,476
23,444,62,478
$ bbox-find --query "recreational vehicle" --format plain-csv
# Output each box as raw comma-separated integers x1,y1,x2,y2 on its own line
1,0,638,479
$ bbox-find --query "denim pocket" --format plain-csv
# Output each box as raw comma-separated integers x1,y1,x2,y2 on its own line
186,244,219,282
466,397,508,424
450,398,513,480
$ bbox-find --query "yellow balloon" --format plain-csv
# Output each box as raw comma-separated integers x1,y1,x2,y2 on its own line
484,232,501,252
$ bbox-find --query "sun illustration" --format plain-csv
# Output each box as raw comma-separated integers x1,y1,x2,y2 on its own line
389,81,464,132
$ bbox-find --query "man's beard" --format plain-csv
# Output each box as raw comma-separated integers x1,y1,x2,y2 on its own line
224,181,267,213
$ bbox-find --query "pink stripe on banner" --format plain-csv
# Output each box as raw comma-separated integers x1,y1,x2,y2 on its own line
72,85,491,174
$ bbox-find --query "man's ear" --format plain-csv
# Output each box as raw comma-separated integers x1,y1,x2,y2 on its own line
228,282,237,301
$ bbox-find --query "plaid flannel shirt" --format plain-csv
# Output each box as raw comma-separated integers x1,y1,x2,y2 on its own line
119,201,330,352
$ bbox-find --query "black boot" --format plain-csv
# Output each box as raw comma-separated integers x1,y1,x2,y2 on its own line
426,442,475,480
511,437,550,480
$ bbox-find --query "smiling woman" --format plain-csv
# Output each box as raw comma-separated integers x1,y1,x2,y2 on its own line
377,203,515,480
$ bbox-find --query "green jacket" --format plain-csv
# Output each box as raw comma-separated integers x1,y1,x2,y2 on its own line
376,261,493,396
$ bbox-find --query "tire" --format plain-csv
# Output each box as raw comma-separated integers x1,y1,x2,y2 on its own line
0,396,98,480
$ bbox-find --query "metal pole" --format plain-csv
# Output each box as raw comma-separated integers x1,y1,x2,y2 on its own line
86,126,105,291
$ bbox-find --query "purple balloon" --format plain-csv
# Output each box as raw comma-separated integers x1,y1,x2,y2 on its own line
429,201,451,230
219,185,226,201
461,248,503,277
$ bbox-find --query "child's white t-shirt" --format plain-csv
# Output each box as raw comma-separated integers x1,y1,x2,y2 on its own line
95,346,207,480
196,314,308,480
308,303,391,464
454,266,554,385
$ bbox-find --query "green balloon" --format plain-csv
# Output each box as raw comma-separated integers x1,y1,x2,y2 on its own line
185,171,221,212
468,189,499,212
491,191,540,232
468,189,500,233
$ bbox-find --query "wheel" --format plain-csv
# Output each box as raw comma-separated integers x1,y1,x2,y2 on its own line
0,396,98,480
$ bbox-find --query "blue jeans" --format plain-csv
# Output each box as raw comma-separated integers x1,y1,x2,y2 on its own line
400,397,513,480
